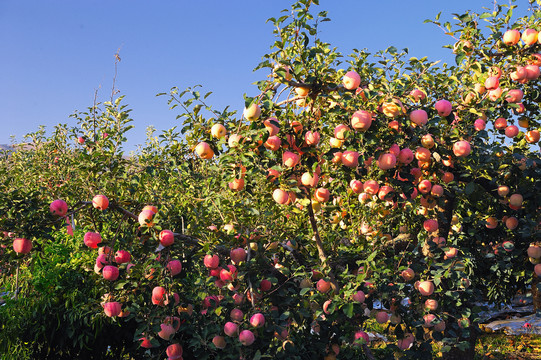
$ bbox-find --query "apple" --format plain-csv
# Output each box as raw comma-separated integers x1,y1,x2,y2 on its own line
418,280,434,296
316,279,331,293
243,104,261,121
375,311,389,324
301,172,319,187
334,124,349,140
525,65,540,80
239,329,255,346
103,301,121,317
410,109,428,126
378,153,396,170
50,199,68,216
102,265,119,281
343,70,361,90
220,265,238,282
305,131,320,145
505,89,523,103
442,172,454,183
138,209,155,227
430,184,444,197
264,136,281,151
453,140,471,157
250,313,265,327
509,193,523,207
350,110,372,131
204,254,220,269
314,188,330,203
152,286,167,306
228,178,245,191
398,148,414,164
401,268,415,281
195,141,214,159
474,119,486,131
13,238,32,254
410,89,426,101
505,125,519,138
282,151,300,167
139,337,153,349
535,264,541,277
352,290,365,302
363,180,379,195
435,99,452,117
166,343,183,360
158,323,176,340
212,335,226,349
92,194,109,210
418,180,432,194
84,232,102,248
503,29,521,45
354,331,370,345
350,180,363,194
425,299,438,311
421,134,435,149
230,247,247,264
114,250,131,264
159,230,175,247
211,123,227,138
342,151,360,168
167,260,182,276
415,147,431,162
525,130,540,143
522,28,538,45
505,216,518,230
484,76,499,90
273,189,289,205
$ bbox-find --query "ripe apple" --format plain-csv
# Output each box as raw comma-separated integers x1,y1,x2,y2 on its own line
239,329,255,346
84,232,102,248
152,286,166,306
398,148,414,164
425,299,438,311
435,99,452,117
102,265,119,281
410,109,428,126
354,331,370,345
260,279,272,291
138,209,155,227
301,172,319,187
350,180,363,194
159,230,175,247
418,280,434,296
521,28,538,45
92,194,109,210
453,140,471,157
212,335,226,349
334,124,349,140
505,125,519,138
375,311,389,324
505,216,518,230
204,254,220,269
378,153,396,170
273,189,289,205
13,238,32,254
314,188,330,203
401,268,415,281
484,76,499,90
343,70,361,90
423,219,438,232
342,151,360,168
250,313,265,327
363,180,379,195
167,260,182,276
230,247,247,264
211,123,227,139
525,130,540,143
166,343,183,360
243,104,261,121
509,193,523,207
103,301,121,317
503,29,521,45
474,119,486,131
410,89,426,101
305,131,320,145
316,279,331,293
50,199,68,216
418,180,432,194
114,250,131,264
352,290,365,302
431,184,444,197
195,142,214,159
351,110,372,131
282,151,300,167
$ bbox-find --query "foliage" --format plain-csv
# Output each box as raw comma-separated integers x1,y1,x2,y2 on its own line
1,0,541,359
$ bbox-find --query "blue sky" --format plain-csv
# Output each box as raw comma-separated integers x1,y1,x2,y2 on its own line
0,1,515,152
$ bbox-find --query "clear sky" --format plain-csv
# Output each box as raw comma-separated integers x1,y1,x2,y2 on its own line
0,1,520,152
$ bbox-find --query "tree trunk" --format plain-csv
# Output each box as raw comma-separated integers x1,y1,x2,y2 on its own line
533,271,540,311
441,331,478,360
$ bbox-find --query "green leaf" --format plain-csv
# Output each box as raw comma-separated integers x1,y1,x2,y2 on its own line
343,303,354,318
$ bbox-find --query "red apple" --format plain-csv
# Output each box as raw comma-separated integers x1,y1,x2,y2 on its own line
13,238,32,254
92,194,109,210
49,199,68,216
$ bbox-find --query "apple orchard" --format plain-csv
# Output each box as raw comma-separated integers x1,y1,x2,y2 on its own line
1,1,541,359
